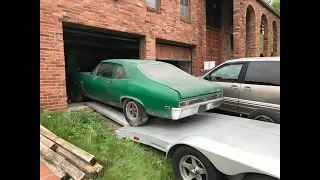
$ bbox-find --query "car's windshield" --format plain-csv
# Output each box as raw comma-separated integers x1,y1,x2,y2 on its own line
137,63,193,79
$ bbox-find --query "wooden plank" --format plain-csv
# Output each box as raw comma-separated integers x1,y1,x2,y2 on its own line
40,142,88,180
40,155,68,179
40,134,58,151
93,163,104,177
55,145,97,177
40,125,96,165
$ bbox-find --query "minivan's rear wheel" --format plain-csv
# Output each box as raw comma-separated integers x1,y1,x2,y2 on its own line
248,109,280,124
172,146,224,180
123,99,148,126
254,115,274,122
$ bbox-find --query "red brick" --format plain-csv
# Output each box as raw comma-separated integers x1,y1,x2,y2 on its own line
233,0,280,58
40,162,60,180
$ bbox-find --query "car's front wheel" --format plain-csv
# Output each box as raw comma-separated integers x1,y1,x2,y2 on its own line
123,99,148,126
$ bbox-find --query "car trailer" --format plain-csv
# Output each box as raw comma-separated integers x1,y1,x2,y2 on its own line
86,101,280,180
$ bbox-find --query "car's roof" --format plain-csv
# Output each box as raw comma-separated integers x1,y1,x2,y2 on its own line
101,59,165,65
225,56,280,63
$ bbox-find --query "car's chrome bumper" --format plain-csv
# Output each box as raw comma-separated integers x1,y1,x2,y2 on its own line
171,97,225,120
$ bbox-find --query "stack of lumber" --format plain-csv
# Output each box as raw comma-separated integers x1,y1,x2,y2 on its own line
40,125,104,180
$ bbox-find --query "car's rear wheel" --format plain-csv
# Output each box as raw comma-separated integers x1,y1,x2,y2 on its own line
248,108,280,124
172,146,225,180
123,99,148,126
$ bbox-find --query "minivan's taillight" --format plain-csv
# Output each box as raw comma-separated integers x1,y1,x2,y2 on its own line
179,101,189,107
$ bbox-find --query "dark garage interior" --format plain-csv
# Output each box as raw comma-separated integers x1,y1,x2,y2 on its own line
63,25,141,103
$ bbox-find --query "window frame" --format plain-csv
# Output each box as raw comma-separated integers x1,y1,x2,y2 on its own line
180,0,188,5
113,65,127,80
207,62,246,83
95,62,118,79
242,61,280,86
147,0,161,13
180,0,191,22
91,63,101,76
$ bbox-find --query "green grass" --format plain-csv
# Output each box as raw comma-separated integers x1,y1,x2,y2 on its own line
40,111,175,180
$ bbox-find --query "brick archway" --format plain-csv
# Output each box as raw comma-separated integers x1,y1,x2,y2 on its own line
272,21,278,56
260,14,269,57
245,5,256,57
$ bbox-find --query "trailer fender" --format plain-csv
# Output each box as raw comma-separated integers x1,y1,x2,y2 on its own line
166,136,279,179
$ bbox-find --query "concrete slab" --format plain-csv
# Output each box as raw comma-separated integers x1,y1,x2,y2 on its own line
67,102,88,112
85,101,129,126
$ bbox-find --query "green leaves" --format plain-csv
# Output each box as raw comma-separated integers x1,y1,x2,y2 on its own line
271,0,280,14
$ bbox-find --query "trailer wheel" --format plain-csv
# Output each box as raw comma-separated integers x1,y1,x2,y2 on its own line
172,146,224,180
242,174,278,180
123,99,148,126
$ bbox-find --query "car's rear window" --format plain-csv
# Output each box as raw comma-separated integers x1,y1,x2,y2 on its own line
137,63,192,79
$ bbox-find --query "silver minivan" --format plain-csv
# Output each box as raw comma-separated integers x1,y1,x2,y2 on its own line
200,57,280,124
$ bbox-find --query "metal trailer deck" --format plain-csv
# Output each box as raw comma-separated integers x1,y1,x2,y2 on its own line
86,101,280,180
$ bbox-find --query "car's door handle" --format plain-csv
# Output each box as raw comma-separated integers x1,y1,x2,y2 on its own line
230,85,238,90
243,86,251,91
105,81,110,85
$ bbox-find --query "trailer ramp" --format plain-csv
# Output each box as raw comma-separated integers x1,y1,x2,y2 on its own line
117,113,280,160
85,101,280,179
85,101,129,126
116,113,280,179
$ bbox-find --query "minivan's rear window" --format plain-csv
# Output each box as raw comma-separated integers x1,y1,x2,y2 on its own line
245,61,280,86
138,63,193,79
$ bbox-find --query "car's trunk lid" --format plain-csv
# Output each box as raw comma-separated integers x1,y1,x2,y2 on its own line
153,77,221,99
137,63,221,99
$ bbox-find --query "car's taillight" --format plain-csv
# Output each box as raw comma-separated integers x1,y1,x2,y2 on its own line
216,93,224,98
179,101,189,107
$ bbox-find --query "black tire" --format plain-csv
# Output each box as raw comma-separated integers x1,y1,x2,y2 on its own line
123,99,148,126
248,108,280,124
70,86,84,102
172,146,225,180
242,174,278,180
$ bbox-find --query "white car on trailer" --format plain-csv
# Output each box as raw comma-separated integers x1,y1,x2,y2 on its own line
87,102,280,180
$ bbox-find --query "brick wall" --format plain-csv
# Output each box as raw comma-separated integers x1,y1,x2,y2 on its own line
220,0,233,63
40,0,206,111
233,0,280,58
206,27,220,65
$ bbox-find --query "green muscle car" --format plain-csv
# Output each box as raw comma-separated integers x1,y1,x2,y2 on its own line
71,59,224,126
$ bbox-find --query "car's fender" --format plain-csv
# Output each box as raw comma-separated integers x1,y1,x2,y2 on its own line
166,136,279,179
120,96,145,107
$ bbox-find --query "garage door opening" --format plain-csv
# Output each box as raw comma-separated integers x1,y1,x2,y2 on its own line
156,44,192,74
63,26,140,104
